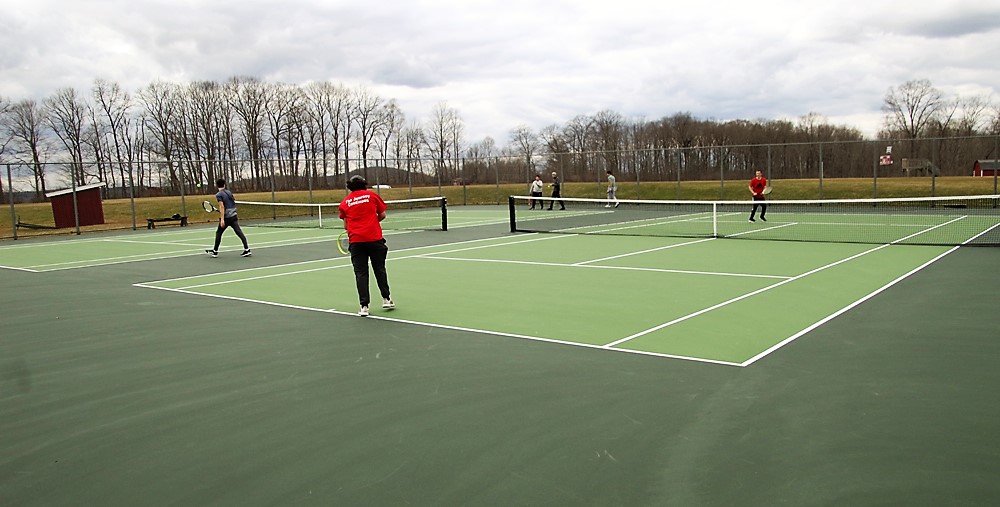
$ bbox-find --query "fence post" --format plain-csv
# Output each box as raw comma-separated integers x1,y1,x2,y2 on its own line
872,142,878,199
6,164,16,240
818,143,824,200
676,150,682,199
177,160,188,218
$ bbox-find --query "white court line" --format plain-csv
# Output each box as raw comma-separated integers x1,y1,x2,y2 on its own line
741,218,1000,366
724,222,798,238
14,226,409,271
24,235,337,271
574,237,717,265
603,216,970,351
103,238,208,247
419,255,791,280
136,234,549,286
169,235,569,290
136,283,743,367
0,264,40,273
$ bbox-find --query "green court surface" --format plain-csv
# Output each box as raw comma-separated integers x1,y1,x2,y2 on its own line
135,234,954,366
2,204,999,506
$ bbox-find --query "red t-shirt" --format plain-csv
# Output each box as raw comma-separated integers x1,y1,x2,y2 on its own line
338,190,387,243
749,176,768,197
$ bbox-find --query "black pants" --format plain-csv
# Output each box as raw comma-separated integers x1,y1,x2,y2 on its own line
547,190,565,210
750,199,767,219
350,239,390,307
530,192,543,209
214,216,249,251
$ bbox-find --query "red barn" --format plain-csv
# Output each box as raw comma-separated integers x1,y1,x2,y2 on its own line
45,182,107,229
972,160,1000,177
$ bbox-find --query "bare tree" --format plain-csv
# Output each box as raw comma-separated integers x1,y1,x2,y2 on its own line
397,121,426,188
882,79,944,139
0,96,14,200
508,124,541,182
308,81,352,185
377,99,405,183
352,85,385,181
138,81,182,189
93,79,136,197
44,87,88,185
956,95,992,135
262,82,303,188
4,99,50,197
424,102,463,186
227,76,270,186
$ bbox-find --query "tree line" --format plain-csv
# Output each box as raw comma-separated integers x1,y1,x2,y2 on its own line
1,76,997,201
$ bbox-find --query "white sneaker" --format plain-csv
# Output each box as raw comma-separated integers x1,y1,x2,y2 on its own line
205,249,218,258
604,204,611,208
358,306,369,317
614,202,620,208
382,298,395,310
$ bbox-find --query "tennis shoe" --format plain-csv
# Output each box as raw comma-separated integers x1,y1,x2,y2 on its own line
382,298,395,310
604,204,611,208
241,249,252,257
358,305,369,317
748,218,755,222
205,249,218,257
760,217,766,222
614,202,620,208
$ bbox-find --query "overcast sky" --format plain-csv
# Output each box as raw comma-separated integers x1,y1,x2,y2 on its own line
3,0,999,143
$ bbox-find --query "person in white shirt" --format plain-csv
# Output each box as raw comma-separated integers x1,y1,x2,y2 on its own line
529,174,544,210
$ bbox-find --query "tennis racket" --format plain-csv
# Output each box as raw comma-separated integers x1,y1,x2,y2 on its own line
762,185,772,195
337,231,349,255
202,200,218,212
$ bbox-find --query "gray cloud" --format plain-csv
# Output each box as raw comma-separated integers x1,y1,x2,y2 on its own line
1,0,996,142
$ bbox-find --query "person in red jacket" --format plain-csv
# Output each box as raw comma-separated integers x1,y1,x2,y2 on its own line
748,169,768,222
339,175,395,317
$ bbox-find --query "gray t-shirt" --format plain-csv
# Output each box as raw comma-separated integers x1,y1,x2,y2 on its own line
216,189,238,218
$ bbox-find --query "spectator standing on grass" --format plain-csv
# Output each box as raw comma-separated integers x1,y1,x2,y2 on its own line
339,175,395,317
529,174,544,210
205,179,251,258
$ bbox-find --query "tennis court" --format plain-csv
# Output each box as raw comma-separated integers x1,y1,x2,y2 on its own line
2,197,1000,505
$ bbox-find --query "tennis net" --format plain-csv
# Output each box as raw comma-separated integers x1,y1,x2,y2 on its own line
236,196,447,231
509,195,1000,246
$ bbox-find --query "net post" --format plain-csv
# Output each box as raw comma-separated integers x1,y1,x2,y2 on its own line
441,197,448,231
712,203,718,238
508,196,516,232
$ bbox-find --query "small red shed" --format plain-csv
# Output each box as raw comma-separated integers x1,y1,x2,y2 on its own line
44,182,107,228
972,160,1000,177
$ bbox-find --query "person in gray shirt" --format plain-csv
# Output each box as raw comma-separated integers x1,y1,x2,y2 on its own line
205,178,251,258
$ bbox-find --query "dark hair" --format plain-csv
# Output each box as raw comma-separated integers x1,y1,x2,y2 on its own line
346,175,367,191
216,178,226,188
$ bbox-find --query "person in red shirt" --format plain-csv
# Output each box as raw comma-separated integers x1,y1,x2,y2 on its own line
748,169,768,222
339,175,395,317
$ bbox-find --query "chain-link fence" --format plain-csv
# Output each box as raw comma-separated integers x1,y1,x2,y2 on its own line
4,135,999,239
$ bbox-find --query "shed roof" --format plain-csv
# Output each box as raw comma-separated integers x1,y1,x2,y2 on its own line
45,182,107,198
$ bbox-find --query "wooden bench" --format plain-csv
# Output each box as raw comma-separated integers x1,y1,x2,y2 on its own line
147,215,188,229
